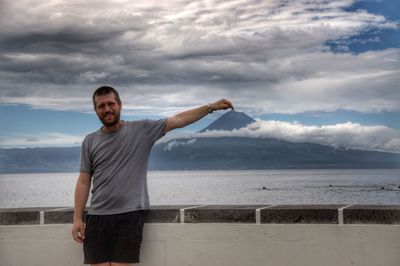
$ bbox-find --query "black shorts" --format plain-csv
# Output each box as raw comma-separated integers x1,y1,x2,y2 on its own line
83,210,144,264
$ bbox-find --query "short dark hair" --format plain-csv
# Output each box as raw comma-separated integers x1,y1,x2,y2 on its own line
92,86,121,107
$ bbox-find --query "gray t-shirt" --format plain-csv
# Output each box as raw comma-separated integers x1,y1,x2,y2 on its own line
80,119,167,215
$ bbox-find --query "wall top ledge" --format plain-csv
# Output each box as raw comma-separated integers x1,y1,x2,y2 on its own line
0,205,399,225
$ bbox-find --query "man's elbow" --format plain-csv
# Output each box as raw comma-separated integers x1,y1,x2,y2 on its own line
78,172,92,187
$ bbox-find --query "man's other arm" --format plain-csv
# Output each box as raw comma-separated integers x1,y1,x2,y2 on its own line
71,171,92,244
164,98,234,133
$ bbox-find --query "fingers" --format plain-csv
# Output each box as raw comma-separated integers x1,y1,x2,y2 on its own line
80,223,86,241
72,232,82,243
214,99,234,111
71,222,85,244
71,228,81,243
224,99,234,110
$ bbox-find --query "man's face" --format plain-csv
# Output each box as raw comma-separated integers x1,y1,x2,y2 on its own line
94,92,122,127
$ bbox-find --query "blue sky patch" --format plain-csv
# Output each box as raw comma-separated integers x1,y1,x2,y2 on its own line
327,0,400,53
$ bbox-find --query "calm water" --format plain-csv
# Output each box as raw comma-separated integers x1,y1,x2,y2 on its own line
0,169,399,208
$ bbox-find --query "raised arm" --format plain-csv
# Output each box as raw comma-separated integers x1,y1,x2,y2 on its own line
164,98,234,133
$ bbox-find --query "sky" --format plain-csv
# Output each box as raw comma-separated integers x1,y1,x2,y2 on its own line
0,0,399,153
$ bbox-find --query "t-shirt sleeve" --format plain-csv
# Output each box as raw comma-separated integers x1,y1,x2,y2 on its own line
79,136,92,173
144,118,168,144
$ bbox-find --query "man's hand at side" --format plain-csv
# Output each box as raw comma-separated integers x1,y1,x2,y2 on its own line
71,171,91,244
71,219,85,243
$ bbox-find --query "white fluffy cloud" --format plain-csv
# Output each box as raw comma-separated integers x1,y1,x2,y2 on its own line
194,120,400,153
163,138,197,151
0,0,399,115
2,120,399,154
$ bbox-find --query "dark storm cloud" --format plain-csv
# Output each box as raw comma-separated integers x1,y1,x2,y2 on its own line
0,0,399,114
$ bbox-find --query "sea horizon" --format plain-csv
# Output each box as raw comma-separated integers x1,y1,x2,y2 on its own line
1,169,399,209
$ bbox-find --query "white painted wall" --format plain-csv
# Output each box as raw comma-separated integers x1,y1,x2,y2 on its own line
1,223,399,266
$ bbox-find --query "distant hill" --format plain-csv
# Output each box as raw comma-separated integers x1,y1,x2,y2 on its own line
1,111,399,173
1,137,399,173
200,110,255,132
149,137,400,170
0,147,80,173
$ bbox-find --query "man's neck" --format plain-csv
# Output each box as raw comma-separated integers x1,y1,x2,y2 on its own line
101,120,123,133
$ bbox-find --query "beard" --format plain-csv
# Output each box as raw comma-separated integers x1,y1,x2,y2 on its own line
98,110,121,127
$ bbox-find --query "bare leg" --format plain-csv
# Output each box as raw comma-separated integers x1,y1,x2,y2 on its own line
92,263,111,266
111,263,134,266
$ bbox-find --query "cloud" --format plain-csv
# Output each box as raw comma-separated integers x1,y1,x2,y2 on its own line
79,71,110,82
194,120,400,153
0,0,399,115
2,119,399,154
0,133,84,148
163,138,197,151
26,137,39,142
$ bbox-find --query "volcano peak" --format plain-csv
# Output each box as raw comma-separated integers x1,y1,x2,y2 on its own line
199,110,256,132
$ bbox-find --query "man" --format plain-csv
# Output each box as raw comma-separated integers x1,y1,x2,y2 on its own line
71,86,233,266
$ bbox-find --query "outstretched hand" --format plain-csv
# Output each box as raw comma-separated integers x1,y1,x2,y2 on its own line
211,98,234,112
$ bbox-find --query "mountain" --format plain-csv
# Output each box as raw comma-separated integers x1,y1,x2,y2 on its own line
0,147,80,173
149,137,400,170
1,111,400,173
200,110,255,132
1,137,399,173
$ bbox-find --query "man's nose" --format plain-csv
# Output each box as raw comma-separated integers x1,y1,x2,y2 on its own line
104,104,112,112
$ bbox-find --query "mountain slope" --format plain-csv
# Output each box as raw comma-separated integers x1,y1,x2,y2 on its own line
149,137,400,170
2,110,400,173
1,137,399,173
0,147,80,173
200,110,255,132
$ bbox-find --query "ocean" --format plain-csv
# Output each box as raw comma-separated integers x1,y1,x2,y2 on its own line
0,169,399,208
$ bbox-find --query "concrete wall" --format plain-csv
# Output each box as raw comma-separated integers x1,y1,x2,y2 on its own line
1,205,400,266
